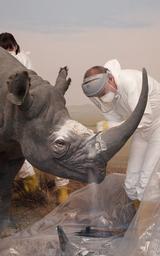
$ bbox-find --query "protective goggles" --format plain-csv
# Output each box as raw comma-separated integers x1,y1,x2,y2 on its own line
82,73,109,97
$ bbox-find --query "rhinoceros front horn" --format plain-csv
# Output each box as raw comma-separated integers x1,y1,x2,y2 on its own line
7,71,33,110
96,68,148,162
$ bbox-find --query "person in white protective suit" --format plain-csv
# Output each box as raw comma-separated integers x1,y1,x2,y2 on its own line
81,59,160,208
0,32,39,192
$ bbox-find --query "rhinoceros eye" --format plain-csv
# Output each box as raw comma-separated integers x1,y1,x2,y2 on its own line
55,139,66,147
51,139,69,158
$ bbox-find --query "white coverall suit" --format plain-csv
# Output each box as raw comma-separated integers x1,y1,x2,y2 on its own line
99,59,160,201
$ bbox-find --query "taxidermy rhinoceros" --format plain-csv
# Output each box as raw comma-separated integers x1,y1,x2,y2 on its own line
0,46,148,233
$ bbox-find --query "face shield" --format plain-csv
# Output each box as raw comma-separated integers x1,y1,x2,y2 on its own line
82,73,116,113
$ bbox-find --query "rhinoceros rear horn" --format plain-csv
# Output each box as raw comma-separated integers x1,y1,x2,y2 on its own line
7,71,33,110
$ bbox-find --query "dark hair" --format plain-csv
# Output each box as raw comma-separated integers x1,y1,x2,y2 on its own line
0,32,20,54
84,66,108,79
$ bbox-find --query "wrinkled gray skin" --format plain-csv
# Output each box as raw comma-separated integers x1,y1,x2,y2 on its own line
0,46,148,232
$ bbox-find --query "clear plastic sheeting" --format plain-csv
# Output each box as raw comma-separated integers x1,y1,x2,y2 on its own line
0,173,135,256
2,167,160,256
114,162,160,256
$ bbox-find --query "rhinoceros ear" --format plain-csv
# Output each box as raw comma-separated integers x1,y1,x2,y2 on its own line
55,66,71,95
7,71,33,110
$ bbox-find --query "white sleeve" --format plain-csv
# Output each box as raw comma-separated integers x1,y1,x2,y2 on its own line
24,52,32,69
16,51,32,69
18,160,35,178
102,109,124,128
127,81,152,132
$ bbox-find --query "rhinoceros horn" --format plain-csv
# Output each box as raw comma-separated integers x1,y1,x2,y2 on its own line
96,68,148,162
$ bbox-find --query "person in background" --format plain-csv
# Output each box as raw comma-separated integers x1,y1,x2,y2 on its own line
81,59,160,210
0,32,37,192
0,32,32,69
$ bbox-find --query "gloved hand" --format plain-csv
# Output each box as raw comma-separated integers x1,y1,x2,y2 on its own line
55,177,70,205
96,120,109,132
22,174,39,193
56,185,69,205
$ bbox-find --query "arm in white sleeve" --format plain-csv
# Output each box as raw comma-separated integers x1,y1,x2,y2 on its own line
16,51,32,69
127,82,152,133
24,52,32,69
102,109,124,128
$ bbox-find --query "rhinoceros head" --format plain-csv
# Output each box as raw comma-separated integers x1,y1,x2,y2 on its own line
3,49,148,184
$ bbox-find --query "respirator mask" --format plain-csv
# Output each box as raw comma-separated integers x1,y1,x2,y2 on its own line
82,72,117,113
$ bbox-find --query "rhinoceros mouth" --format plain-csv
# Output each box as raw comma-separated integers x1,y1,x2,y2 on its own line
61,164,106,184
49,154,106,183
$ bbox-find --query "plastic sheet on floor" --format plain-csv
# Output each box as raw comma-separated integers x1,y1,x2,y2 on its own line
1,168,160,256
114,162,160,256
0,173,135,255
